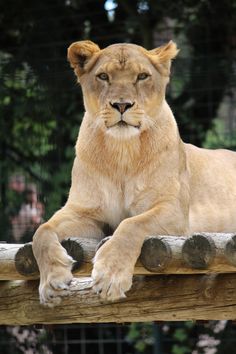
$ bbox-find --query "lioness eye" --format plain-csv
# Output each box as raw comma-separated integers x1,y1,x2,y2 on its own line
137,73,149,81
97,73,109,81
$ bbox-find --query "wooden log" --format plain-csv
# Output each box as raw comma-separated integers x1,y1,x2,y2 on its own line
2,233,236,280
139,233,236,274
225,234,236,266
1,274,236,325
182,234,216,269
0,238,99,280
140,236,172,271
15,238,85,276
15,243,39,276
0,243,34,280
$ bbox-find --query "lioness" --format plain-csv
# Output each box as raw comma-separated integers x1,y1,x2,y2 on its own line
33,40,236,306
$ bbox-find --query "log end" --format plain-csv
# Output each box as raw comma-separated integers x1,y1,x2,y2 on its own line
62,238,84,271
182,234,216,269
140,236,172,272
15,243,39,276
225,234,236,267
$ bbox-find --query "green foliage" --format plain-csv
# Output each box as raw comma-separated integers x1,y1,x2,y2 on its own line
0,54,56,160
171,322,196,354
172,344,190,354
126,323,154,353
0,54,82,242
204,119,236,150
0,51,82,223
173,328,188,342
126,322,199,354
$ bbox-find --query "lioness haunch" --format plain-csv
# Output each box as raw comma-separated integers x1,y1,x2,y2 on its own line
33,40,236,306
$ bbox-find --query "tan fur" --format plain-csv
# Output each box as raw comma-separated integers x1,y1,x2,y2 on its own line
33,40,236,305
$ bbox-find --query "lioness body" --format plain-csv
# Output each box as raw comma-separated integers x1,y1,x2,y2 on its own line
187,144,236,232
69,112,236,235
32,41,236,306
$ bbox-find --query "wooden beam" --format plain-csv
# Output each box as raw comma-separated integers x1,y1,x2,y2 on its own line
1,274,236,325
1,233,236,280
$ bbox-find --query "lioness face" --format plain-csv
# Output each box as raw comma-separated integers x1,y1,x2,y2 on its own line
68,40,178,139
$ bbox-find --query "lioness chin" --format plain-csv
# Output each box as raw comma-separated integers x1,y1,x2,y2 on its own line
33,40,236,306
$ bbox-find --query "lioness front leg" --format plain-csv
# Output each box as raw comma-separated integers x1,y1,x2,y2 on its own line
32,204,103,306
92,203,188,301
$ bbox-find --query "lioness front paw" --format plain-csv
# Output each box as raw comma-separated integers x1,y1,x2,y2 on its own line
39,254,77,307
92,241,133,301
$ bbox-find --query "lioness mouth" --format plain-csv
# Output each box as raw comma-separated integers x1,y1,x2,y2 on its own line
116,120,140,129
117,120,128,127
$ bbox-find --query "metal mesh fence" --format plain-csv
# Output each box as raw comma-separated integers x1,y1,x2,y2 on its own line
1,0,236,353
2,322,236,354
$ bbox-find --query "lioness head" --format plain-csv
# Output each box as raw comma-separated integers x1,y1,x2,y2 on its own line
68,40,178,139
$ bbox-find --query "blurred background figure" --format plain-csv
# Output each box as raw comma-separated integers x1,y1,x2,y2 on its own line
10,183,44,242
9,174,25,193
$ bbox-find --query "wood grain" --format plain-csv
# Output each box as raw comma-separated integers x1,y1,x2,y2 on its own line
1,274,236,324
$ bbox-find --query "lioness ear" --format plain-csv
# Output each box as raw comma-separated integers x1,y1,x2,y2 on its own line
148,41,179,76
67,40,100,76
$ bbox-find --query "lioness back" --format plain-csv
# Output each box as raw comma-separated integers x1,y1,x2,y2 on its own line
186,143,236,233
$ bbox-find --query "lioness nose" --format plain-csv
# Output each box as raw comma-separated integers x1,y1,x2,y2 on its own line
110,102,134,114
